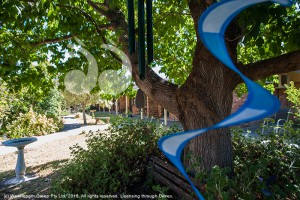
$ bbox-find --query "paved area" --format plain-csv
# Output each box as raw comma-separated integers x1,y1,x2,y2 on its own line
0,116,109,156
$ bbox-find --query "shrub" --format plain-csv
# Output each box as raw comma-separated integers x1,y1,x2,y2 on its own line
0,86,66,135
38,88,66,119
53,116,65,131
232,129,300,199
285,81,300,119
52,116,176,195
6,108,61,138
193,127,300,200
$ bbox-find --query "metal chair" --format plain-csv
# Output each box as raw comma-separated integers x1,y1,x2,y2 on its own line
274,108,292,134
262,108,292,134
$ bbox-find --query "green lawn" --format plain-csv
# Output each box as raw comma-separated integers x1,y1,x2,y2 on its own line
94,111,113,118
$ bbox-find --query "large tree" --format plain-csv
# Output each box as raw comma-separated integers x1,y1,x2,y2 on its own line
1,0,300,171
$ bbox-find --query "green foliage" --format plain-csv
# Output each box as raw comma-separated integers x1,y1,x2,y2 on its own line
192,128,300,199
7,87,41,112
62,91,100,108
0,83,65,136
285,81,300,119
235,78,277,98
1,0,299,100
149,0,194,85
152,184,170,200
238,3,300,64
52,116,174,195
6,108,62,138
196,166,232,200
235,71,280,98
232,129,300,199
0,0,192,88
0,85,47,132
38,88,66,119
235,2,300,96
62,91,104,124
0,0,136,95
1,0,299,90
0,82,10,121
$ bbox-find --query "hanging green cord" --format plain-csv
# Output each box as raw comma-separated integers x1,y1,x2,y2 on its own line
127,0,135,54
146,0,153,64
138,0,145,80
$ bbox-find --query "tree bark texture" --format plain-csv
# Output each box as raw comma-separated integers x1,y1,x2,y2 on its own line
177,42,236,171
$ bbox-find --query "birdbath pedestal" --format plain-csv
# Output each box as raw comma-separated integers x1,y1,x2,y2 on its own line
1,137,38,186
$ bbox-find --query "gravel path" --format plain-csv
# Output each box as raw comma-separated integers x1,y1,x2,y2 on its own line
0,115,108,198
0,133,87,174
0,133,89,198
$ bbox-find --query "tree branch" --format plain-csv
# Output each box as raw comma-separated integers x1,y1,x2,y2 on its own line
87,0,110,18
57,4,112,34
129,52,180,117
31,34,76,47
57,4,122,63
100,37,123,64
153,11,190,26
94,2,109,11
87,0,128,32
241,50,300,82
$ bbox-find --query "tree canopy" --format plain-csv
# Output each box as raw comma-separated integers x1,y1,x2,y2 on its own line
1,0,299,93
1,0,300,171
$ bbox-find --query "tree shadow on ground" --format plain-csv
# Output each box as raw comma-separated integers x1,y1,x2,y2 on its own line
61,123,82,131
0,159,68,198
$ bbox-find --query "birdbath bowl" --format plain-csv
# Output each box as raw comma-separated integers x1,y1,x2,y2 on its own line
1,137,38,186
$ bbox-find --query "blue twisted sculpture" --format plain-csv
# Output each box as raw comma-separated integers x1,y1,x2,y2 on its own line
158,0,293,199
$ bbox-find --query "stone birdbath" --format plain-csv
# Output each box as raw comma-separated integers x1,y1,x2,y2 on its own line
1,137,38,186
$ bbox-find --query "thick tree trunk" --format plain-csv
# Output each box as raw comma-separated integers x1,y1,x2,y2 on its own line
177,40,236,172
178,89,234,172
